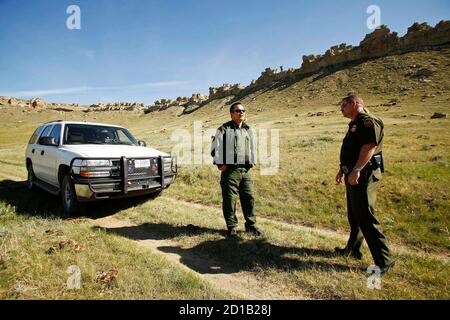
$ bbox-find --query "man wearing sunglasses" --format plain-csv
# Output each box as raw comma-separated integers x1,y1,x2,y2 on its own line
211,102,261,237
335,95,395,274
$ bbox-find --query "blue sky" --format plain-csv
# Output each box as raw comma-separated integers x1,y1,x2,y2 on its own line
0,0,448,104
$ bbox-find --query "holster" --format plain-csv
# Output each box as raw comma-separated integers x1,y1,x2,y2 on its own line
370,153,384,173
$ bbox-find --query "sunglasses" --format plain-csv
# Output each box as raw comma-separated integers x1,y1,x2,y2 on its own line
232,109,246,113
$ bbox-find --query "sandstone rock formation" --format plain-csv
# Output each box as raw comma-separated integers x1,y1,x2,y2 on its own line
8,97,18,106
189,93,208,104
176,96,189,104
300,21,449,75
209,83,245,100
401,21,450,49
30,98,46,108
359,25,400,59
87,102,147,112
145,93,209,114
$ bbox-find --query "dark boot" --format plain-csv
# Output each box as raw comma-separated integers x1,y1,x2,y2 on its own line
245,225,262,236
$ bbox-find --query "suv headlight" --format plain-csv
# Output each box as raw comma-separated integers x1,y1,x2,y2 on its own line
171,156,177,173
163,157,171,173
83,160,111,166
163,157,177,174
73,159,112,178
162,156,177,174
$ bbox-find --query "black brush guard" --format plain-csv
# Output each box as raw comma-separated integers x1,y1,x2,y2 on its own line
71,155,177,197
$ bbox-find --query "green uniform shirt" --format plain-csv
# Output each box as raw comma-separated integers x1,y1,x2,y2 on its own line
211,120,256,166
340,112,384,168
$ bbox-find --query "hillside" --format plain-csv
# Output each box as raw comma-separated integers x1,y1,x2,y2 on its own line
0,26,449,300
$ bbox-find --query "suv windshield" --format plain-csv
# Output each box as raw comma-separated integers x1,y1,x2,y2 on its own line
63,124,138,146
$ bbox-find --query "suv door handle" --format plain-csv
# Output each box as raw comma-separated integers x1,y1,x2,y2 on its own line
41,150,45,156
32,149,35,154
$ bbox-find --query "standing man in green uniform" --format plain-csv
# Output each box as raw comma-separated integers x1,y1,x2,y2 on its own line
211,102,261,238
335,95,395,274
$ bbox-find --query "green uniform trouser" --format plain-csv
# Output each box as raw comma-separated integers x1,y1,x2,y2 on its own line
220,167,256,230
344,168,393,267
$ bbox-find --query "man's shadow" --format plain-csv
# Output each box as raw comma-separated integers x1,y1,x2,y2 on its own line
0,180,154,219
101,222,360,275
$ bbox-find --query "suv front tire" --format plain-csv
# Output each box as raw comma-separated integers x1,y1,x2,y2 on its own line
61,174,81,216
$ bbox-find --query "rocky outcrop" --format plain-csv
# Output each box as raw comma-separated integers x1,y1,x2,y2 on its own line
145,93,209,114
208,83,245,100
30,98,46,108
154,98,174,106
245,67,298,92
87,102,148,112
359,26,400,59
300,21,449,75
8,97,18,106
189,93,208,104
401,21,450,49
176,96,189,104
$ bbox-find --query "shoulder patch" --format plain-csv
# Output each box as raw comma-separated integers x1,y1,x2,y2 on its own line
364,119,374,127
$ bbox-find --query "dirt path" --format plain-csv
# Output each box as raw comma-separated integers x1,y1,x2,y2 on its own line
91,215,306,300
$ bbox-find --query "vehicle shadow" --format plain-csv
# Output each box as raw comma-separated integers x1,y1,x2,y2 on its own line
101,222,359,274
97,221,226,239
0,180,155,219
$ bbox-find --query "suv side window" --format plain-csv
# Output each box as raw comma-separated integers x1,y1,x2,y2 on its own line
49,124,61,145
38,125,54,144
28,126,44,144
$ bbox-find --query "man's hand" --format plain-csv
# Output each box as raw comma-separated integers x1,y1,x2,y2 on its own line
335,169,344,184
218,164,227,172
348,170,360,186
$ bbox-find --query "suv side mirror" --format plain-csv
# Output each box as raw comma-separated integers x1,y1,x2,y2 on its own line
138,140,146,147
38,136,58,146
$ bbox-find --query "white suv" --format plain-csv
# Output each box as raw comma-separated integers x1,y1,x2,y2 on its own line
25,120,177,215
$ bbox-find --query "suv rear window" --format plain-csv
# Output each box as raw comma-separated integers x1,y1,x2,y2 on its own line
28,126,44,144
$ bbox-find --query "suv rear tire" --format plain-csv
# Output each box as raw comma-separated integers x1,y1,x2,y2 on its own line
61,174,81,216
27,164,36,191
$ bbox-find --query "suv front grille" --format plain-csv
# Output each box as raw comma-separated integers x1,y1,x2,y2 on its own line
126,158,159,179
